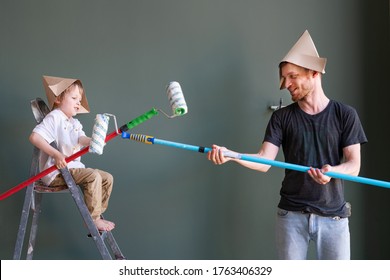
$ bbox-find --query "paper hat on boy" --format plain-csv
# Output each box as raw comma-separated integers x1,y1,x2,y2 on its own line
279,30,327,89
42,75,90,113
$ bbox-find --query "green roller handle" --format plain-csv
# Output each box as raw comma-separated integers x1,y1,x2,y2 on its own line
120,108,159,132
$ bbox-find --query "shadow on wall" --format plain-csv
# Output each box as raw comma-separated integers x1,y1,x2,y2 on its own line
361,0,390,260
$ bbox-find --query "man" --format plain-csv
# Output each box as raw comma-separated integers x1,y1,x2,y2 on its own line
207,30,367,259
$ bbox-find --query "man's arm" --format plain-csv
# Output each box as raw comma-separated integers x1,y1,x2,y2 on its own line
308,143,361,184
208,141,280,173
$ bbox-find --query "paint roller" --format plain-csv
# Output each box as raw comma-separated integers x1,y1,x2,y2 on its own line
88,81,187,155
0,82,187,200
122,132,390,189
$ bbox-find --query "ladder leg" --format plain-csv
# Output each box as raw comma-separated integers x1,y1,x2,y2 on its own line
104,230,126,260
60,168,113,260
26,192,43,260
101,214,126,259
13,185,34,259
14,146,41,260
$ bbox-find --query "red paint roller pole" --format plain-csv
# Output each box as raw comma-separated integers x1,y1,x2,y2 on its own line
0,109,158,201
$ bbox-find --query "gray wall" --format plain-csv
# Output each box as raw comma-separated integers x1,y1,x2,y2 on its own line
1,0,389,259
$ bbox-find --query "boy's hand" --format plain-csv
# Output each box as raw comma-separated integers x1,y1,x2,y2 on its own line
79,136,91,147
53,152,67,169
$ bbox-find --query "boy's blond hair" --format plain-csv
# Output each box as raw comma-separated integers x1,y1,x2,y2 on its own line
54,81,85,108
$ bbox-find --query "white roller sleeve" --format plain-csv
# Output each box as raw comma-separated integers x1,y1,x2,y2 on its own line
166,81,188,117
89,114,109,155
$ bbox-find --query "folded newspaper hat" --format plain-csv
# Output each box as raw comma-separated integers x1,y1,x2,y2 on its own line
279,30,327,89
42,75,90,113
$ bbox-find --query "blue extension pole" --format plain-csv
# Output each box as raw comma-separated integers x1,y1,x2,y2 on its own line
122,132,390,189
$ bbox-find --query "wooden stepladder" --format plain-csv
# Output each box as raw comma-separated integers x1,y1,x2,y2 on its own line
13,98,125,260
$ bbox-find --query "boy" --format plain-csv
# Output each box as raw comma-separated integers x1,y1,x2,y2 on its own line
29,75,115,231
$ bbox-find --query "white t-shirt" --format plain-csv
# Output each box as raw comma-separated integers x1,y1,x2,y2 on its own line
33,109,86,185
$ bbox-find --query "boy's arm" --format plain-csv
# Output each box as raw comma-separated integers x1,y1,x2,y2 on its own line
78,136,91,147
29,132,67,168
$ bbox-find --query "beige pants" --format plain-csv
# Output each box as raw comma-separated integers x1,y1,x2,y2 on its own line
50,168,113,220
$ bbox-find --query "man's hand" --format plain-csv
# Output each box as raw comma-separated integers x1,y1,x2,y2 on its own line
207,144,230,165
308,164,332,185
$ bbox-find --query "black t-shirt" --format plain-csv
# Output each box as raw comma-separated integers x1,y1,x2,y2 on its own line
263,100,367,217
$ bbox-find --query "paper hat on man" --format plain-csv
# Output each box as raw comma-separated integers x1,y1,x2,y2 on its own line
279,30,327,89
42,75,90,113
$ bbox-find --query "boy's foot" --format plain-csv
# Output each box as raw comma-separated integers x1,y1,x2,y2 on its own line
94,218,115,231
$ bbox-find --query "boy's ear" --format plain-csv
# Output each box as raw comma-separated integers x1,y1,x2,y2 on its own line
54,96,61,105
